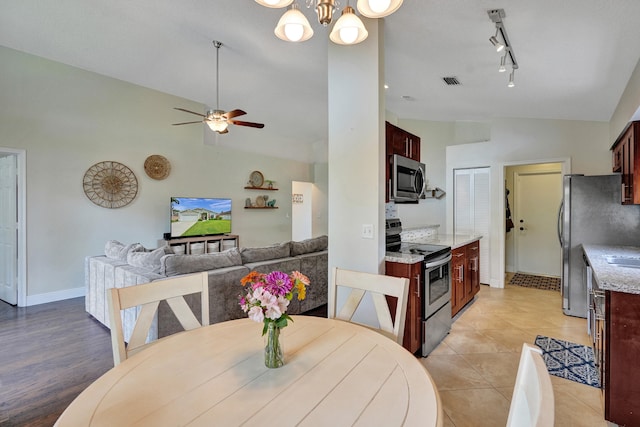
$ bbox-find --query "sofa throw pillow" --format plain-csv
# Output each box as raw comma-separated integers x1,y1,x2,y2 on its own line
105,240,144,261
290,235,328,256
240,242,291,264
127,247,165,274
161,247,243,277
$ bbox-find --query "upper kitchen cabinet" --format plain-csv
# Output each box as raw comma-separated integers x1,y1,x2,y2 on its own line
385,122,421,202
386,122,420,161
611,121,640,204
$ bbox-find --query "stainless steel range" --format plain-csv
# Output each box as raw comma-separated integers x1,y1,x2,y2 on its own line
386,219,452,356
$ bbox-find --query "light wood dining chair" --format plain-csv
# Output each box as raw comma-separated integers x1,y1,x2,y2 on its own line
107,272,209,366
506,343,555,427
330,267,410,345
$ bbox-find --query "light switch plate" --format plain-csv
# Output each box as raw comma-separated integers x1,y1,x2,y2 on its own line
362,224,374,239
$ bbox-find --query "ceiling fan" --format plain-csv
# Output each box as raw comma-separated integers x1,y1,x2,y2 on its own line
172,41,264,134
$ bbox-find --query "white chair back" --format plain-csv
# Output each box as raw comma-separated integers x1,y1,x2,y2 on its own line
506,343,555,427
330,267,410,345
107,272,209,366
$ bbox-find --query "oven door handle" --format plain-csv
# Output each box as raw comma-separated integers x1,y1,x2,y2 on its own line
424,253,452,269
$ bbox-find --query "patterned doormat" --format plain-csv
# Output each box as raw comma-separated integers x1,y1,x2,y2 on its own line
509,273,560,291
534,335,600,388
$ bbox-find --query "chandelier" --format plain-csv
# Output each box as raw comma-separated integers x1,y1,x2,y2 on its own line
255,0,403,45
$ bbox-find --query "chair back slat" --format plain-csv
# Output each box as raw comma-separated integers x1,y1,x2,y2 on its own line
107,271,209,366
506,343,555,427
331,267,410,345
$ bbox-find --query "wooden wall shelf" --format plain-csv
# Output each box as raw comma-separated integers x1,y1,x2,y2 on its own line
244,207,278,209
244,186,278,191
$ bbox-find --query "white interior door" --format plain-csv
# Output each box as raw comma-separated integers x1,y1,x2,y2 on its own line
515,171,562,276
0,154,18,304
454,167,490,284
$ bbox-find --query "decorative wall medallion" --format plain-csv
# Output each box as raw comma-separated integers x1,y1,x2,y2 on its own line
144,155,171,180
83,161,138,209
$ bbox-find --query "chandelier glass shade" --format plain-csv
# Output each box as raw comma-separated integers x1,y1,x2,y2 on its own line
257,0,402,45
356,0,403,18
275,4,314,42
329,6,368,45
255,0,294,8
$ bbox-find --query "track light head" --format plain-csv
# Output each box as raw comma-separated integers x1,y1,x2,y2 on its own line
498,54,507,72
508,70,515,88
489,30,504,52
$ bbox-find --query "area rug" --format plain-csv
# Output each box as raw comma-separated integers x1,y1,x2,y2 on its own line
534,335,600,388
509,273,560,291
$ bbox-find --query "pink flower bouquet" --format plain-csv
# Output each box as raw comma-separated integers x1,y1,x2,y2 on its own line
239,270,310,334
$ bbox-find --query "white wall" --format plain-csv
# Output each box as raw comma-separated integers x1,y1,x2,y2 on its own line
0,46,326,304
446,118,609,288
327,18,385,323
393,120,453,229
291,181,313,241
610,57,640,142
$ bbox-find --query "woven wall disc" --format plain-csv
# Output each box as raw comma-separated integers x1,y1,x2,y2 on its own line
83,161,138,209
144,155,171,180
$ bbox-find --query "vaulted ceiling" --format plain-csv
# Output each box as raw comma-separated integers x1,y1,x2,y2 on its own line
2,0,640,162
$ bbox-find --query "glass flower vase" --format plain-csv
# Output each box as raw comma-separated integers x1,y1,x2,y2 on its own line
264,321,284,368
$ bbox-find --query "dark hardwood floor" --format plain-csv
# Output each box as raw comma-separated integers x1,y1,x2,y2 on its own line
0,298,328,426
0,298,113,427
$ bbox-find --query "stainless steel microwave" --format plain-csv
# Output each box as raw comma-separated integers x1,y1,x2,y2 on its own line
392,154,426,202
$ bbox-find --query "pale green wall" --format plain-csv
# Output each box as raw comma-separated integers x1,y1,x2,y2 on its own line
0,46,325,303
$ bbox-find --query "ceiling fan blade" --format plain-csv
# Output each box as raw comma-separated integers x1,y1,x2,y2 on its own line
223,109,247,119
229,120,265,129
174,107,206,118
172,120,204,126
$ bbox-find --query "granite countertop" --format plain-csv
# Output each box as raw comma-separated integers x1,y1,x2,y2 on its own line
407,234,481,250
385,235,482,265
582,244,640,295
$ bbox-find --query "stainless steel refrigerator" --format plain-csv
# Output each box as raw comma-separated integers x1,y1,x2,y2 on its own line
559,174,640,318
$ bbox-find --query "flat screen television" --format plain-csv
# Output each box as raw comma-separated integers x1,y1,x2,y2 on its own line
170,197,232,238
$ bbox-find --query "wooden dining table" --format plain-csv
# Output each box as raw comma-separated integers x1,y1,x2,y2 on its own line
55,316,443,426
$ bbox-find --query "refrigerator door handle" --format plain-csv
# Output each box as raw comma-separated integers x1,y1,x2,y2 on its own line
557,201,564,247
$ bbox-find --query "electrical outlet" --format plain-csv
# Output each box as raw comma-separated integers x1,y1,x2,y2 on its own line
362,224,374,239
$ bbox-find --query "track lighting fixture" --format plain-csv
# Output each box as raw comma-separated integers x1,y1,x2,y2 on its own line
257,0,403,45
488,9,519,87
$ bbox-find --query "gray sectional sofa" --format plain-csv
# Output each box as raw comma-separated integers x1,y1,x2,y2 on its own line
85,236,328,341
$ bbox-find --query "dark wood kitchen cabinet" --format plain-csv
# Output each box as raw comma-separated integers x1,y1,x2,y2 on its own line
386,121,420,161
451,247,466,316
611,121,640,204
385,122,421,202
385,260,422,354
467,240,480,295
596,290,640,426
451,240,481,317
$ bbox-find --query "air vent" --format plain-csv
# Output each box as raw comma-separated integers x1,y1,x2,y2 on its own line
442,76,461,86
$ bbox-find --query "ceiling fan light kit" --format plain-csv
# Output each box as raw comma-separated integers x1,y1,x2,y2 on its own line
488,9,519,88
257,0,402,45
172,41,265,134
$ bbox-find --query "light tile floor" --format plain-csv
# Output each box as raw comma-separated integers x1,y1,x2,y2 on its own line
421,282,613,427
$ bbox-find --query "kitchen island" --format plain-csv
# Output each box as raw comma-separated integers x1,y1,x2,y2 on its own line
582,244,640,426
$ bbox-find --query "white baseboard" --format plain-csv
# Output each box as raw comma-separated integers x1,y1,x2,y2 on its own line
26,287,85,306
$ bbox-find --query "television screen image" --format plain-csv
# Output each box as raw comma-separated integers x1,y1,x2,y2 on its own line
170,197,231,238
